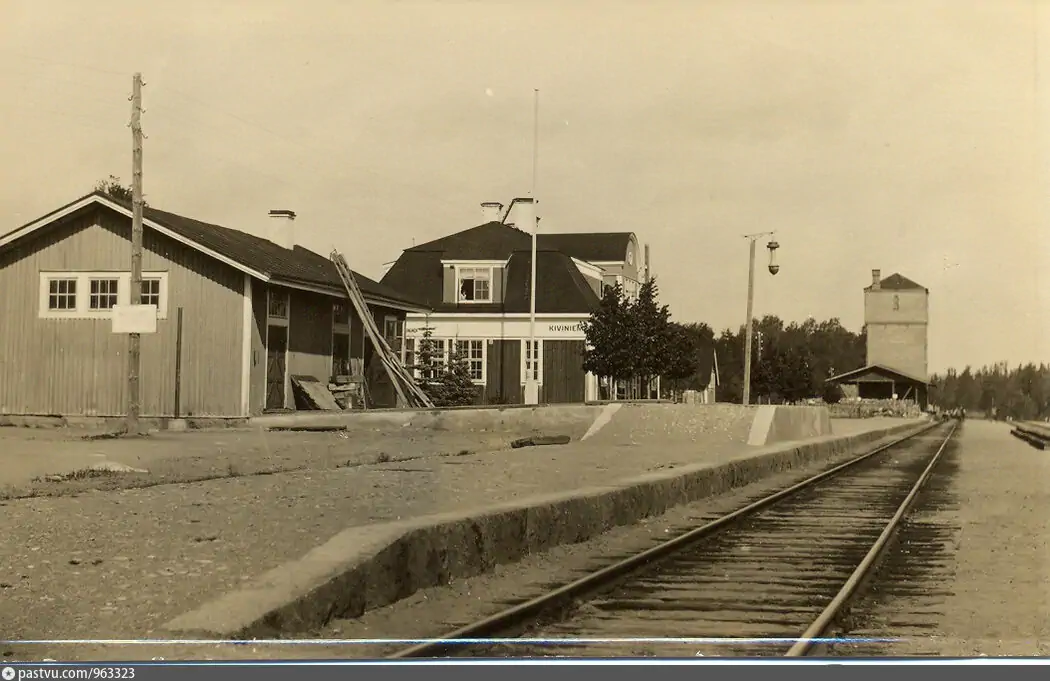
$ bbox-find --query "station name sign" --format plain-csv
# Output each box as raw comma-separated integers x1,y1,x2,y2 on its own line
548,323,584,333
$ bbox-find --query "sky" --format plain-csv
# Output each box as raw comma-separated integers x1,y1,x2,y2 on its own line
1,0,1047,373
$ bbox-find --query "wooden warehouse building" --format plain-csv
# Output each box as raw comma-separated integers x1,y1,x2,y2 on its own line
0,192,428,421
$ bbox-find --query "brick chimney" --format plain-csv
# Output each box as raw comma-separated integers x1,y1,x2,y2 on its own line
268,209,296,250
871,269,881,289
481,202,503,223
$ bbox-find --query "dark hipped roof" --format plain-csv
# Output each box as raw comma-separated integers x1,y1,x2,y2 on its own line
408,222,530,259
537,232,633,263
406,221,634,263
866,273,927,292
501,250,602,313
381,247,602,314
0,192,426,309
383,220,627,314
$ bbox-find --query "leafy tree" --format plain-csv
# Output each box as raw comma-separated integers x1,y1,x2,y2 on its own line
822,381,844,404
661,322,701,398
94,175,147,207
582,283,638,386
632,277,672,391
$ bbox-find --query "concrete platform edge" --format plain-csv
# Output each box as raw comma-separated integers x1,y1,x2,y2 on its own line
162,419,929,639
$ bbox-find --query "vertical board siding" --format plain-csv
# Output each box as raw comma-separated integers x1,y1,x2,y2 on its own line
248,279,268,415
540,340,586,404
0,209,243,417
287,288,334,384
484,339,521,404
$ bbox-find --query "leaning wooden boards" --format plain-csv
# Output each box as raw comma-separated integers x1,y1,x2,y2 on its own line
330,251,434,409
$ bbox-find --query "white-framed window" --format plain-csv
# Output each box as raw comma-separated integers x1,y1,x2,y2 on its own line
383,315,405,353
332,301,351,332
457,267,492,303
267,288,289,322
455,339,486,383
404,337,416,373
46,277,78,311
38,271,169,320
89,277,120,311
522,339,543,384
139,277,163,307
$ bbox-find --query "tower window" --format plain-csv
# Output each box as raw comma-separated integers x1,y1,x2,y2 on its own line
893,295,900,311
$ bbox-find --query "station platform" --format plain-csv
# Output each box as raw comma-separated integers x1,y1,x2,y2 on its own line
0,404,924,661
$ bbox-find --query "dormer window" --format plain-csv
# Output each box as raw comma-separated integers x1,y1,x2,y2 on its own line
458,267,492,303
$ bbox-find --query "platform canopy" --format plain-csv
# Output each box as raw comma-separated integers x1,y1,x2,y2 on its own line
826,363,932,386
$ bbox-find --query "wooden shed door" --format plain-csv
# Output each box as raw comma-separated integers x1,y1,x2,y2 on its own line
266,325,288,410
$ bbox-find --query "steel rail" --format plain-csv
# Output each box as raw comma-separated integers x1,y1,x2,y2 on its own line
785,421,958,657
387,421,942,659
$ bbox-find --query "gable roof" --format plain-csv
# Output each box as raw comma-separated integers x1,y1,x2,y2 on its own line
866,273,927,292
827,363,932,385
0,192,428,311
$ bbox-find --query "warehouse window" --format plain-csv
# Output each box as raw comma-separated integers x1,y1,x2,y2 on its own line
139,278,162,307
384,316,405,354
39,271,169,319
47,278,78,311
267,289,289,321
89,278,120,310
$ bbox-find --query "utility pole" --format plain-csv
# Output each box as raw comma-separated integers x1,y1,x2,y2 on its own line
127,72,145,435
741,231,777,406
525,89,540,405
742,237,757,407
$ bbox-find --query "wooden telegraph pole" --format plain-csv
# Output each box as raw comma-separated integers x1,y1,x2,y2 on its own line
127,72,145,435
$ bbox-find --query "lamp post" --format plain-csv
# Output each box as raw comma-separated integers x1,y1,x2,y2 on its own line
741,232,780,406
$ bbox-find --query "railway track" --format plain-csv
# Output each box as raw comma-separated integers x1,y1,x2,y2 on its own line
389,421,957,659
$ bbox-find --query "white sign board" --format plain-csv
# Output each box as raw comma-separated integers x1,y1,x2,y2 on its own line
405,318,588,341
112,304,158,334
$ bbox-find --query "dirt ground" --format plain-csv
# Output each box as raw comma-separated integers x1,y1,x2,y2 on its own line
0,415,914,661
1,443,875,662
0,425,764,646
831,419,1050,657
0,426,516,498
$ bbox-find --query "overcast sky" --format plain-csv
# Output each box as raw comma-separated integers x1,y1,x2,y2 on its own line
1,0,1046,373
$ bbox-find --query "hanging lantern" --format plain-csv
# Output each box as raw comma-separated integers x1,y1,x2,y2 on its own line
766,239,780,275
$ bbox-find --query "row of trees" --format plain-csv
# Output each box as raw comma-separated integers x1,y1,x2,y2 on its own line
932,363,1050,420
580,280,869,404
711,315,866,404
